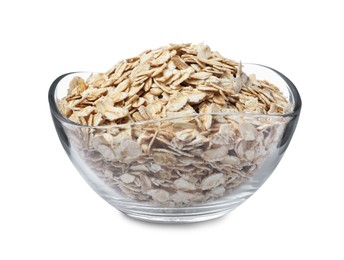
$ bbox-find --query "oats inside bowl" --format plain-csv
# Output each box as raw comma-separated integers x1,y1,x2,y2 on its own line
50,43,300,220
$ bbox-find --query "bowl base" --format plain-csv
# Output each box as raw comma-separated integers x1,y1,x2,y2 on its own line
112,199,240,223
107,193,246,223
121,209,232,224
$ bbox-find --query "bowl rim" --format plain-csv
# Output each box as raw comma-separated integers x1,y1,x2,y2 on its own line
48,63,302,129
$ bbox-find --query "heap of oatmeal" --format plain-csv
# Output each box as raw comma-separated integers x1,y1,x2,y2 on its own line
59,43,290,206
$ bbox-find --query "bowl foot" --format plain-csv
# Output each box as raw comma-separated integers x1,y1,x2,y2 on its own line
121,210,231,223
113,200,239,223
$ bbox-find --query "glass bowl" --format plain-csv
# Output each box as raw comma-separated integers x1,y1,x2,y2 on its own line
48,64,301,223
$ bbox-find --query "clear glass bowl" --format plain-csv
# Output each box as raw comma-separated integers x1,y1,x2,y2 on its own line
48,64,301,223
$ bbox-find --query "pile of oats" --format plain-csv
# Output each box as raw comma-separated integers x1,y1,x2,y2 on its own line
59,43,291,206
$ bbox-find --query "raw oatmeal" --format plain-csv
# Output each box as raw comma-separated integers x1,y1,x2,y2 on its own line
58,43,291,206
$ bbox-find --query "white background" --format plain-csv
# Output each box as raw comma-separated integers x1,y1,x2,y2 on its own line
1,0,343,259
